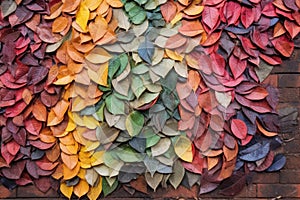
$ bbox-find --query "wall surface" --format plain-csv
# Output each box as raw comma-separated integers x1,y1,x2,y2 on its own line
0,50,299,200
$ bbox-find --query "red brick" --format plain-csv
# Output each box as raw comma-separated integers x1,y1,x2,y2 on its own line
285,154,300,169
0,185,16,198
16,185,59,198
279,74,300,88
279,88,300,103
252,173,279,184
283,140,300,154
280,170,300,184
257,184,300,198
262,74,278,87
235,184,256,198
273,50,300,73
150,185,198,199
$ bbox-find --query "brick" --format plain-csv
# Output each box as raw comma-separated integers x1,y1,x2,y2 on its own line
262,74,278,87
0,185,16,198
235,184,256,198
279,74,300,88
16,185,59,198
257,184,300,198
279,88,300,103
252,173,279,184
150,185,198,199
283,140,300,154
280,170,300,184
273,50,300,73
285,154,300,169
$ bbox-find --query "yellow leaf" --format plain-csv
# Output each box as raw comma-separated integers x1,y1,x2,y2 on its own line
60,182,73,199
91,151,105,166
47,110,62,126
74,179,89,198
87,62,108,86
60,132,76,145
54,75,74,85
165,49,183,61
171,12,183,25
174,135,193,162
77,168,86,179
76,1,90,31
71,96,87,112
83,115,100,129
106,0,123,8
85,140,101,152
85,47,112,64
207,157,219,170
22,88,32,104
85,0,103,11
65,119,77,132
87,177,103,200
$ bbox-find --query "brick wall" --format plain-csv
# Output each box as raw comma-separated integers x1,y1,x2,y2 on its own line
1,50,299,199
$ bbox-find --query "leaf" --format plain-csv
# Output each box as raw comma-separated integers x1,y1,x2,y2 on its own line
267,154,286,172
244,87,269,100
102,177,118,197
74,179,89,198
160,1,177,23
219,172,246,196
271,36,294,57
1,0,17,18
138,40,154,64
61,152,78,170
32,100,47,122
174,135,193,162
240,142,270,162
106,0,123,8
256,120,277,137
126,111,144,137
179,20,204,37
255,60,274,82
87,177,102,200
85,47,112,64
105,94,125,115
202,6,219,30
2,160,26,179
169,160,185,189
151,138,171,157
145,172,163,191
231,119,247,140
52,16,69,33
75,1,90,31
151,59,175,78
60,183,73,199
113,9,130,31
85,168,99,186
215,91,231,108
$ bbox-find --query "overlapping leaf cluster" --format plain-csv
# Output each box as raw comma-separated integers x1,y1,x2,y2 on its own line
0,0,300,199
0,0,63,193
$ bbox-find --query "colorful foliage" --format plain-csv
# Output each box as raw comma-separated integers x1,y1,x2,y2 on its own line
0,0,300,198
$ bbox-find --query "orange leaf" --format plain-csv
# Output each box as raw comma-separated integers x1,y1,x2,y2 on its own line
106,0,123,8
52,16,69,33
256,120,278,137
89,16,108,42
179,20,204,37
53,100,69,119
32,100,47,122
223,141,238,161
188,70,201,91
61,152,78,170
63,163,81,180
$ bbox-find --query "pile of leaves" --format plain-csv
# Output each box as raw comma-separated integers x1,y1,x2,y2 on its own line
0,0,300,199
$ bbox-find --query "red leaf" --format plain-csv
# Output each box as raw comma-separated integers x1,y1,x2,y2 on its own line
1,144,15,165
202,6,220,30
160,1,177,23
244,87,269,100
223,1,241,25
284,20,300,39
12,128,27,146
30,140,55,150
271,36,294,57
5,101,27,118
241,7,254,29
6,140,20,156
231,119,247,140
24,118,42,135
229,55,247,79
210,52,225,76
34,177,52,193
1,160,26,180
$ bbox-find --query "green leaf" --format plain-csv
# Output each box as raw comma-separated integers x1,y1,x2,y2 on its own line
126,111,144,137
145,172,163,191
143,128,161,148
131,11,147,24
131,76,146,98
116,146,145,162
151,59,175,78
108,56,121,79
138,40,155,64
169,160,185,189
131,92,160,108
102,177,118,197
151,138,171,156
105,94,125,115
132,64,149,75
